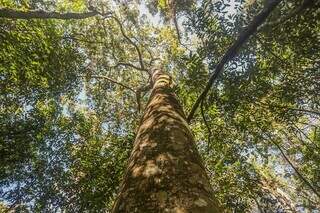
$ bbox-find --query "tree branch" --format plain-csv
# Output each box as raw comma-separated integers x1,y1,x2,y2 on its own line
291,123,320,151
270,137,320,199
257,101,320,117
0,8,98,19
288,108,320,116
81,73,151,113
186,0,281,123
87,8,150,75
109,15,146,72
135,84,152,113
200,99,212,154
255,35,289,67
171,3,182,45
114,62,148,72
80,74,135,92
260,0,316,30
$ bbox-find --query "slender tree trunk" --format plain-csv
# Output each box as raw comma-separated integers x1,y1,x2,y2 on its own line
112,69,222,212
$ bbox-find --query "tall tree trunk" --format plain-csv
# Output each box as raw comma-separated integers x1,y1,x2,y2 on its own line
112,70,222,212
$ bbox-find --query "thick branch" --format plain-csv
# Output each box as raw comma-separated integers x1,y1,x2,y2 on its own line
0,8,98,19
186,0,281,123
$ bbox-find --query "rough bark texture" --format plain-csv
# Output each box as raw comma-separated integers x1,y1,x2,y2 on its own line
112,70,222,212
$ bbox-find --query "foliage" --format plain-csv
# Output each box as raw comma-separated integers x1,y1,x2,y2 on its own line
0,0,319,212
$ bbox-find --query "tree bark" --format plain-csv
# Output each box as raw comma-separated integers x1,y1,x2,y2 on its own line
112,69,222,212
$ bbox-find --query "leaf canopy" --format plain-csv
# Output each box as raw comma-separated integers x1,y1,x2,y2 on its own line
0,0,319,212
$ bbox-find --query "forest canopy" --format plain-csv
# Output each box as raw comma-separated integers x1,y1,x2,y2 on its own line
0,0,319,212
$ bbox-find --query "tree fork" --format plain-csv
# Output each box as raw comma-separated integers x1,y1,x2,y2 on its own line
112,69,222,212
